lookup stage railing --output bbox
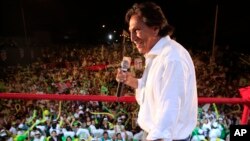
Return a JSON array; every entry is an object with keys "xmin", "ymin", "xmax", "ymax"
[{"xmin": 0, "ymin": 92, "xmax": 250, "ymax": 124}]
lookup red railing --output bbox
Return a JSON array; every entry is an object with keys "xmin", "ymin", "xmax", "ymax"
[{"xmin": 0, "ymin": 91, "xmax": 250, "ymax": 124}]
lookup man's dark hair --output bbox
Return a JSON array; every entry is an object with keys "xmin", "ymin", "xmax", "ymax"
[
  {"xmin": 103, "ymin": 131, "xmax": 108, "ymax": 135},
  {"xmin": 125, "ymin": 1, "xmax": 174, "ymax": 37}
]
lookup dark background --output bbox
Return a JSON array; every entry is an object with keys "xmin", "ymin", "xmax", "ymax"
[{"xmin": 0, "ymin": 0, "xmax": 249, "ymax": 52}]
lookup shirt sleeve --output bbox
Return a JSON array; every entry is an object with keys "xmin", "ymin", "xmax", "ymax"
[
  {"xmin": 147, "ymin": 60, "xmax": 187, "ymax": 140},
  {"xmin": 135, "ymin": 78, "xmax": 144, "ymax": 106}
]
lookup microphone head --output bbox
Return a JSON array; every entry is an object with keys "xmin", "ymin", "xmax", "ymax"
[
  {"xmin": 121, "ymin": 56, "xmax": 131, "ymax": 71},
  {"xmin": 121, "ymin": 60, "xmax": 129, "ymax": 71}
]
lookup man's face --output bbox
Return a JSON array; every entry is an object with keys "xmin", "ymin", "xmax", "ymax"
[
  {"xmin": 51, "ymin": 131, "xmax": 57, "ymax": 137},
  {"xmin": 103, "ymin": 133, "xmax": 108, "ymax": 139},
  {"xmin": 129, "ymin": 15, "xmax": 159, "ymax": 55}
]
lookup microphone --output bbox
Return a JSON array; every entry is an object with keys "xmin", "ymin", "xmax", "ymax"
[{"xmin": 116, "ymin": 57, "xmax": 131, "ymax": 97}]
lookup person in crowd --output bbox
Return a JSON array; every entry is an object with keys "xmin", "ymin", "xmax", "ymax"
[
  {"xmin": 33, "ymin": 130, "xmax": 46, "ymax": 141},
  {"xmin": 48, "ymin": 130, "xmax": 62, "ymax": 141},
  {"xmin": 66, "ymin": 136, "xmax": 73, "ymax": 141},
  {"xmin": 98, "ymin": 131, "xmax": 111, "ymax": 141}
]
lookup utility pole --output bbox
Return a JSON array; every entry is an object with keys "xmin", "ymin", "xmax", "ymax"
[{"xmin": 211, "ymin": 3, "xmax": 219, "ymax": 65}]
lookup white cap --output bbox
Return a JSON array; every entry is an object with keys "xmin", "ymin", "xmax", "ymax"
[
  {"xmin": 0, "ymin": 130, "xmax": 7, "ymax": 137},
  {"xmin": 212, "ymin": 122, "xmax": 218, "ymax": 128},
  {"xmin": 78, "ymin": 110, "xmax": 84, "ymax": 114},
  {"xmin": 74, "ymin": 113, "xmax": 79, "ymax": 119},
  {"xmin": 79, "ymin": 105, "xmax": 83, "ymax": 110},
  {"xmin": 18, "ymin": 124, "xmax": 24, "ymax": 129}
]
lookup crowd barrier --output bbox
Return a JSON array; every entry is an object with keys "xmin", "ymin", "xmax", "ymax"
[{"xmin": 1, "ymin": 90, "xmax": 250, "ymax": 124}]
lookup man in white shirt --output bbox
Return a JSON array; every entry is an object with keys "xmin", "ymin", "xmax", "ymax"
[
  {"xmin": 33, "ymin": 130, "xmax": 45, "ymax": 141},
  {"xmin": 116, "ymin": 1, "xmax": 198, "ymax": 141}
]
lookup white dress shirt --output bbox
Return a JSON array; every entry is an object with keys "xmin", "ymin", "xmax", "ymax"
[{"xmin": 135, "ymin": 36, "xmax": 198, "ymax": 141}]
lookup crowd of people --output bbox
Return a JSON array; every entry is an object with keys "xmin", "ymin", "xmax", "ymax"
[
  {"xmin": 0, "ymin": 39, "xmax": 249, "ymax": 141},
  {"xmin": 0, "ymin": 98, "xmax": 242, "ymax": 141},
  {"xmin": 1, "ymin": 42, "xmax": 248, "ymax": 97}
]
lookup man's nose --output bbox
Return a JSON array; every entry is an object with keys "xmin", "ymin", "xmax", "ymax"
[{"xmin": 130, "ymin": 32, "xmax": 137, "ymax": 42}]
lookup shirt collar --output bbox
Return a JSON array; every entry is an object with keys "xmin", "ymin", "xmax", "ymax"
[{"xmin": 144, "ymin": 35, "xmax": 171, "ymax": 59}]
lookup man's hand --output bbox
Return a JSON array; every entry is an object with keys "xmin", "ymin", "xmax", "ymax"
[
  {"xmin": 116, "ymin": 68, "xmax": 138, "ymax": 89},
  {"xmin": 116, "ymin": 68, "xmax": 127, "ymax": 83}
]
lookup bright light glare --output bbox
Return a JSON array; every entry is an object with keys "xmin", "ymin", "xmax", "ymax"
[{"xmin": 108, "ymin": 34, "xmax": 113, "ymax": 40}]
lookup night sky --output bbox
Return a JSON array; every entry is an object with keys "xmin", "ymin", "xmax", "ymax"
[{"xmin": 0, "ymin": 0, "xmax": 249, "ymax": 52}]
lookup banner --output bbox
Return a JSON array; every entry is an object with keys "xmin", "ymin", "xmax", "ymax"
[{"xmin": 85, "ymin": 64, "xmax": 107, "ymax": 71}]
